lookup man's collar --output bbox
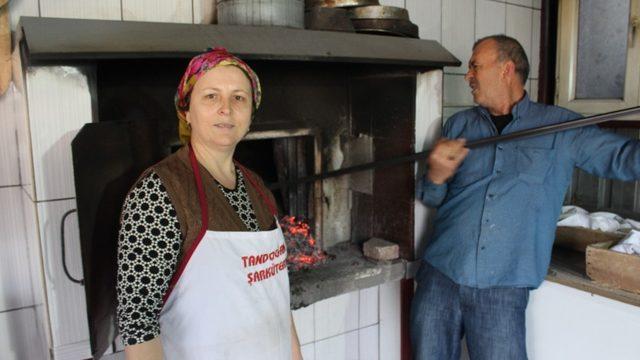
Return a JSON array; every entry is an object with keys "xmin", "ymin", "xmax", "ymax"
[{"xmin": 477, "ymin": 91, "xmax": 531, "ymax": 120}]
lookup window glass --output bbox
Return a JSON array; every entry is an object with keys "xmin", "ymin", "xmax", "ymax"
[{"xmin": 575, "ymin": 0, "xmax": 630, "ymax": 99}]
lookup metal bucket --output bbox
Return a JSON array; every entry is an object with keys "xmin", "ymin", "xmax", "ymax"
[{"xmin": 217, "ymin": 0, "xmax": 305, "ymax": 28}]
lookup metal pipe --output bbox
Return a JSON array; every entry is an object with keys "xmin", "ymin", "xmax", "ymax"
[{"xmin": 268, "ymin": 106, "xmax": 640, "ymax": 190}]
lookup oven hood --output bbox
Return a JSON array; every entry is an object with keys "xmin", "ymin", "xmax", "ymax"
[{"xmin": 19, "ymin": 16, "xmax": 460, "ymax": 68}]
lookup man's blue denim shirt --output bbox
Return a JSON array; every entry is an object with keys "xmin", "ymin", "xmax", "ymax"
[{"xmin": 417, "ymin": 94, "xmax": 640, "ymax": 289}]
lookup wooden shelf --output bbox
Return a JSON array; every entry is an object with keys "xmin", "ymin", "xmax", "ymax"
[{"xmin": 547, "ymin": 246, "xmax": 640, "ymax": 307}]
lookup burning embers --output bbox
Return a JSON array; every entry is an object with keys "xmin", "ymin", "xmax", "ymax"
[{"xmin": 280, "ymin": 216, "xmax": 329, "ymax": 271}]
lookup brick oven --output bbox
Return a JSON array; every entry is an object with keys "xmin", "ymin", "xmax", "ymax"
[{"xmin": 18, "ymin": 16, "xmax": 458, "ymax": 357}]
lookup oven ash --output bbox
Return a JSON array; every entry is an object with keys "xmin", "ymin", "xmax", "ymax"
[{"xmin": 280, "ymin": 216, "xmax": 330, "ymax": 271}]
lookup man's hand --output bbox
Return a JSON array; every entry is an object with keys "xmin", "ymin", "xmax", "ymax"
[{"xmin": 427, "ymin": 138, "xmax": 469, "ymax": 185}]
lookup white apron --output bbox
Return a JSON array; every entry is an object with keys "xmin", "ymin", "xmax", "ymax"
[{"xmin": 159, "ymin": 146, "xmax": 291, "ymax": 360}]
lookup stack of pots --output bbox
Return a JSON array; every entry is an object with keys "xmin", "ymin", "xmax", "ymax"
[
  {"xmin": 217, "ymin": 0, "xmax": 305, "ymax": 28},
  {"xmin": 305, "ymin": 0, "xmax": 419, "ymax": 38}
]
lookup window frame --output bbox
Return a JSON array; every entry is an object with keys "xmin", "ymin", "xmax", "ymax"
[{"xmin": 556, "ymin": 0, "xmax": 640, "ymax": 114}]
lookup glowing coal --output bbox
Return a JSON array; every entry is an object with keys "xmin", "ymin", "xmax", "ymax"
[{"xmin": 280, "ymin": 215, "xmax": 329, "ymax": 271}]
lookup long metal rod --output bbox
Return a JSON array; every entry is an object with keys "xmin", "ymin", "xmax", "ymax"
[{"xmin": 269, "ymin": 106, "xmax": 640, "ymax": 190}]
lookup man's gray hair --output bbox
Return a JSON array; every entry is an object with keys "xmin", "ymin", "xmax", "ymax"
[{"xmin": 474, "ymin": 35, "xmax": 530, "ymax": 84}]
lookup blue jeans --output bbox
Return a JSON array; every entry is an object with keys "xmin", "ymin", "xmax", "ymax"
[{"xmin": 411, "ymin": 262, "xmax": 529, "ymax": 360}]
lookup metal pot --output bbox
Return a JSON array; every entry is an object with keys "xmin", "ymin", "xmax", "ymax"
[
  {"xmin": 349, "ymin": 5, "xmax": 409, "ymax": 20},
  {"xmin": 217, "ymin": 0, "xmax": 305, "ymax": 28},
  {"xmin": 305, "ymin": 0, "xmax": 379, "ymax": 10}
]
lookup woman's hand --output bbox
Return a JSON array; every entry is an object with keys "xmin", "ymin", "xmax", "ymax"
[
  {"xmin": 291, "ymin": 314, "xmax": 304, "ymax": 360},
  {"xmin": 124, "ymin": 337, "xmax": 163, "ymax": 360}
]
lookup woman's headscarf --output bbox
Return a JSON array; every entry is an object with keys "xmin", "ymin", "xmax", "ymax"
[{"xmin": 175, "ymin": 47, "xmax": 262, "ymax": 144}]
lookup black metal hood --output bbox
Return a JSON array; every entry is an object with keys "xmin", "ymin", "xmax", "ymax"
[{"xmin": 19, "ymin": 16, "xmax": 460, "ymax": 68}]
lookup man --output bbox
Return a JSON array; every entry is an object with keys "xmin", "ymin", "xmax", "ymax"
[{"xmin": 411, "ymin": 34, "xmax": 640, "ymax": 359}]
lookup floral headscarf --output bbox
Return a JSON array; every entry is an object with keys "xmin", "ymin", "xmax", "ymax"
[{"xmin": 175, "ymin": 47, "xmax": 262, "ymax": 144}]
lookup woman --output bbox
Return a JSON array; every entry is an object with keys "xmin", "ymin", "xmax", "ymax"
[{"xmin": 116, "ymin": 48, "xmax": 302, "ymax": 359}]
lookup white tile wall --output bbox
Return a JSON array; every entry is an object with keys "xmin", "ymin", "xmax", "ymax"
[
  {"xmin": 530, "ymin": 79, "xmax": 539, "ymax": 102},
  {"xmin": 12, "ymin": 49, "xmax": 36, "ymax": 200},
  {"xmin": 193, "ymin": 0, "xmax": 216, "ymax": 24},
  {"xmin": 21, "ymin": 191, "xmax": 52, "ymax": 354},
  {"xmin": 443, "ymin": 106, "xmax": 471, "ymax": 124},
  {"xmin": 101, "ymin": 350, "xmax": 125, "ymax": 360},
  {"xmin": 0, "ymin": 307, "xmax": 47, "ymax": 360},
  {"xmin": 506, "ymin": 4, "xmax": 533, "ymax": 68},
  {"xmin": 406, "ymin": 0, "xmax": 442, "ymax": 42},
  {"xmin": 476, "ymin": 0, "xmax": 507, "ymax": 40},
  {"xmin": 25, "ymin": 66, "xmax": 94, "ymax": 201},
  {"xmin": 379, "ymin": 0, "xmax": 405, "ymax": 8},
  {"xmin": 301, "ymin": 343, "xmax": 315, "ymax": 360},
  {"xmin": 442, "ymin": 0, "xmax": 475, "ymax": 74},
  {"xmin": 444, "ymin": 74, "xmax": 474, "ymax": 107},
  {"xmin": 359, "ymin": 286, "xmax": 378, "ymax": 328},
  {"xmin": 532, "ymin": 0, "xmax": 541, "ymax": 9},
  {"xmin": 21, "ymin": 191, "xmax": 45, "ymax": 307},
  {"xmin": 37, "ymin": 199, "xmax": 90, "ymax": 350},
  {"xmin": 293, "ymin": 304, "xmax": 315, "ymax": 345},
  {"xmin": 7, "ymin": 0, "xmax": 39, "ymax": 31},
  {"xmin": 314, "ymin": 290, "xmax": 359, "ymax": 340},
  {"xmin": 122, "ymin": 0, "xmax": 193, "ymax": 23},
  {"xmin": 0, "ymin": 187, "xmax": 33, "ymax": 312},
  {"xmin": 315, "ymin": 329, "xmax": 359, "ymax": 360},
  {"xmin": 39, "ymin": 0, "xmax": 121, "ymax": 20},
  {"xmin": 0, "ymin": 84, "xmax": 19, "ymax": 187},
  {"xmin": 3, "ymin": 2, "xmax": 546, "ymax": 360},
  {"xmin": 531, "ymin": 9, "xmax": 541, "ymax": 79},
  {"xmin": 359, "ymin": 325, "xmax": 379, "ymax": 360}
]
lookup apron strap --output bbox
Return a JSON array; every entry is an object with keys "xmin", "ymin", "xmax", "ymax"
[
  {"xmin": 236, "ymin": 163, "xmax": 278, "ymax": 217},
  {"xmin": 188, "ymin": 143, "xmax": 210, "ymax": 232},
  {"xmin": 162, "ymin": 144, "xmax": 210, "ymax": 305}
]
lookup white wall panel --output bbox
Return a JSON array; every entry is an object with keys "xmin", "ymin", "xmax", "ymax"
[
  {"xmin": 315, "ymin": 330, "xmax": 359, "ymax": 360},
  {"xmin": 506, "ymin": 4, "xmax": 533, "ymax": 69},
  {"xmin": 0, "ymin": 187, "xmax": 33, "ymax": 311},
  {"xmin": 0, "ymin": 307, "xmax": 47, "ymax": 360},
  {"xmin": 406, "ymin": 0, "xmax": 441, "ymax": 41},
  {"xmin": 7, "ymin": 0, "xmax": 39, "ymax": 31},
  {"xmin": 527, "ymin": 281, "xmax": 640, "ymax": 360},
  {"xmin": 40, "ymin": 0, "xmax": 121, "ymax": 20},
  {"xmin": 314, "ymin": 290, "xmax": 359, "ymax": 340},
  {"xmin": 379, "ymin": 281, "xmax": 401, "ymax": 360},
  {"xmin": 414, "ymin": 70, "xmax": 443, "ymax": 257},
  {"xmin": 293, "ymin": 304, "xmax": 315, "ymax": 345},
  {"xmin": 25, "ymin": 66, "xmax": 94, "ymax": 201},
  {"xmin": 0, "ymin": 84, "xmax": 19, "ymax": 186},
  {"xmin": 476, "ymin": 0, "xmax": 506, "ymax": 40},
  {"xmin": 37, "ymin": 199, "xmax": 90, "ymax": 350},
  {"xmin": 531, "ymin": 9, "xmax": 541, "ymax": 79},
  {"xmin": 444, "ymin": 74, "xmax": 474, "ymax": 107},
  {"xmin": 532, "ymin": 0, "xmax": 541, "ymax": 9},
  {"xmin": 122, "ymin": 0, "xmax": 192, "ymax": 23},
  {"xmin": 442, "ymin": 0, "xmax": 475, "ymax": 74}
]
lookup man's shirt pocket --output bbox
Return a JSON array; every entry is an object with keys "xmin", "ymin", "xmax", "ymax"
[{"xmin": 516, "ymin": 146, "xmax": 554, "ymax": 184}]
